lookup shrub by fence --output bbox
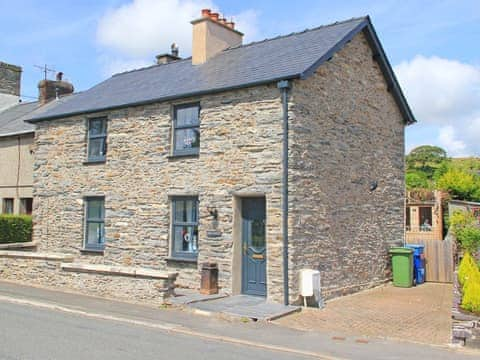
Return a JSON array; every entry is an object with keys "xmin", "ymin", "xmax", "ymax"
[
  {"xmin": 0, "ymin": 215, "xmax": 32, "ymax": 244},
  {"xmin": 458, "ymin": 253, "xmax": 480, "ymax": 313}
]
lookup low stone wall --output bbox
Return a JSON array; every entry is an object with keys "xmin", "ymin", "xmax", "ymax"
[
  {"xmin": 452, "ymin": 270, "xmax": 480, "ymax": 348},
  {"xmin": 0, "ymin": 252, "xmax": 176, "ymax": 305},
  {"xmin": 0, "ymin": 241, "xmax": 38, "ymax": 251}
]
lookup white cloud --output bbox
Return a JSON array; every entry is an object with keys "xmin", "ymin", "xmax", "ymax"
[
  {"xmin": 97, "ymin": 0, "xmax": 212, "ymax": 58},
  {"xmin": 438, "ymin": 126, "xmax": 467, "ymax": 157},
  {"xmin": 96, "ymin": 0, "xmax": 260, "ymax": 77},
  {"xmin": 396, "ymin": 56, "xmax": 480, "ymax": 156}
]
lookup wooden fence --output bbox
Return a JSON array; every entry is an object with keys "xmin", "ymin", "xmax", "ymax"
[{"xmin": 406, "ymin": 238, "xmax": 454, "ymax": 283}]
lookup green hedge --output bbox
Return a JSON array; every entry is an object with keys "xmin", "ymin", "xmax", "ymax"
[{"xmin": 0, "ymin": 215, "xmax": 32, "ymax": 244}]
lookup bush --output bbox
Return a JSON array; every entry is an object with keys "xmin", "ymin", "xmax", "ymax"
[
  {"xmin": 459, "ymin": 253, "xmax": 480, "ymax": 313},
  {"xmin": 462, "ymin": 281, "xmax": 480, "ymax": 313},
  {"xmin": 448, "ymin": 210, "xmax": 476, "ymax": 236},
  {"xmin": 458, "ymin": 253, "xmax": 477, "ymax": 286},
  {"xmin": 0, "ymin": 215, "xmax": 32, "ymax": 244},
  {"xmin": 457, "ymin": 226, "xmax": 480, "ymax": 254}
]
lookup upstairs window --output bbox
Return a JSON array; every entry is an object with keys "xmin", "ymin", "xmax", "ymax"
[
  {"xmin": 84, "ymin": 197, "xmax": 105, "ymax": 250},
  {"xmin": 173, "ymin": 104, "xmax": 200, "ymax": 156},
  {"xmin": 87, "ymin": 117, "xmax": 107, "ymax": 162},
  {"xmin": 171, "ymin": 197, "xmax": 199, "ymax": 259}
]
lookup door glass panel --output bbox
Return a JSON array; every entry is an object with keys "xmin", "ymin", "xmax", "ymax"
[{"xmin": 250, "ymin": 219, "xmax": 265, "ymax": 250}]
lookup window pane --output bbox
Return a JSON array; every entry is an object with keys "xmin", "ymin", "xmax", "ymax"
[
  {"xmin": 174, "ymin": 199, "xmax": 197, "ymax": 223},
  {"xmin": 88, "ymin": 138, "xmax": 106, "ymax": 159},
  {"xmin": 419, "ymin": 207, "xmax": 432, "ymax": 231},
  {"xmin": 86, "ymin": 222, "xmax": 105, "ymax": 246},
  {"xmin": 173, "ymin": 225, "xmax": 198, "ymax": 254},
  {"xmin": 174, "ymin": 128, "xmax": 199, "ymax": 152},
  {"xmin": 20, "ymin": 198, "xmax": 33, "ymax": 215},
  {"xmin": 89, "ymin": 119, "xmax": 106, "ymax": 136},
  {"xmin": 3, "ymin": 199, "xmax": 13, "ymax": 214},
  {"xmin": 87, "ymin": 199, "xmax": 104, "ymax": 220},
  {"xmin": 176, "ymin": 106, "xmax": 199, "ymax": 127}
]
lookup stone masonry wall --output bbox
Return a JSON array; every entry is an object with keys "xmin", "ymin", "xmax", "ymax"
[
  {"xmin": 0, "ymin": 62, "xmax": 21, "ymax": 96},
  {"xmin": 288, "ymin": 31, "xmax": 405, "ymax": 302},
  {"xmin": 33, "ymin": 85, "xmax": 286, "ymax": 301},
  {"xmin": 0, "ymin": 257, "xmax": 173, "ymax": 305}
]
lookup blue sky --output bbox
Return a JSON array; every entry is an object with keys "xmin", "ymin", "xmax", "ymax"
[{"xmin": 1, "ymin": 0, "xmax": 479, "ymax": 156}]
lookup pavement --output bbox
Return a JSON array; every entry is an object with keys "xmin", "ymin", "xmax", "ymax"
[
  {"xmin": 276, "ymin": 282, "xmax": 453, "ymax": 345},
  {"xmin": 0, "ymin": 280, "xmax": 478, "ymax": 359}
]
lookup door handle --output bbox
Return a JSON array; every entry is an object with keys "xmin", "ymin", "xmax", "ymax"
[{"xmin": 243, "ymin": 242, "xmax": 247, "ymax": 254}]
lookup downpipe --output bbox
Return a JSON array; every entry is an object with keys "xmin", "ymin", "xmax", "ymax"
[{"xmin": 277, "ymin": 80, "xmax": 291, "ymax": 305}]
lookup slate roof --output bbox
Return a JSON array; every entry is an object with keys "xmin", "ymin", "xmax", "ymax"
[
  {"xmin": 26, "ymin": 16, "xmax": 415, "ymax": 124},
  {"xmin": 0, "ymin": 101, "xmax": 37, "ymax": 137}
]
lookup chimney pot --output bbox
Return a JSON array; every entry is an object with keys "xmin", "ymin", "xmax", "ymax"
[
  {"xmin": 171, "ymin": 43, "xmax": 179, "ymax": 57},
  {"xmin": 201, "ymin": 9, "xmax": 211, "ymax": 17},
  {"xmin": 191, "ymin": 10, "xmax": 243, "ymax": 65}
]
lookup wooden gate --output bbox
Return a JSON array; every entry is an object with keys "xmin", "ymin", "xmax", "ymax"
[{"xmin": 406, "ymin": 238, "xmax": 454, "ymax": 283}]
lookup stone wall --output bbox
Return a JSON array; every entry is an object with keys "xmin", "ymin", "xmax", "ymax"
[
  {"xmin": 0, "ymin": 252, "xmax": 175, "ymax": 305},
  {"xmin": 288, "ymin": 31, "xmax": 405, "ymax": 302},
  {"xmin": 33, "ymin": 85, "xmax": 285, "ymax": 301},
  {"xmin": 0, "ymin": 62, "xmax": 21, "ymax": 96}
]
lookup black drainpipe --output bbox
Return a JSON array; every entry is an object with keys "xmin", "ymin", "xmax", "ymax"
[{"xmin": 277, "ymin": 79, "xmax": 291, "ymax": 305}]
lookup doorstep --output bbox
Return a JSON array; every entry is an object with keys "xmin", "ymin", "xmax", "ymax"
[
  {"xmin": 187, "ymin": 294, "xmax": 300, "ymax": 321},
  {"xmin": 169, "ymin": 288, "xmax": 229, "ymax": 305}
]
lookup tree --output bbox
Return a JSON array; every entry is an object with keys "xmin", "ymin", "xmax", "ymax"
[
  {"xmin": 406, "ymin": 171, "xmax": 429, "ymax": 190},
  {"xmin": 406, "ymin": 145, "xmax": 448, "ymax": 180},
  {"xmin": 436, "ymin": 168, "xmax": 480, "ymax": 201}
]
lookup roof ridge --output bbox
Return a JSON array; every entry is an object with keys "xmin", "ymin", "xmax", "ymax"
[
  {"xmin": 109, "ymin": 17, "xmax": 368, "ymax": 78},
  {"xmin": 111, "ymin": 57, "xmax": 192, "ymax": 78},
  {"xmin": 224, "ymin": 16, "xmax": 368, "ymax": 52}
]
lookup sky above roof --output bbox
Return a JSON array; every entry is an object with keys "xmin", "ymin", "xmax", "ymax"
[{"xmin": 1, "ymin": 0, "xmax": 479, "ymax": 156}]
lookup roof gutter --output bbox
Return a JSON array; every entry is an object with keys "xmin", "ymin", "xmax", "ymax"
[
  {"xmin": 0, "ymin": 130, "xmax": 35, "ymax": 138},
  {"xmin": 277, "ymin": 79, "xmax": 291, "ymax": 306}
]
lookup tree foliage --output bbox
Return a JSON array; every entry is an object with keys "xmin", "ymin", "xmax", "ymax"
[
  {"xmin": 406, "ymin": 145, "xmax": 448, "ymax": 179},
  {"xmin": 436, "ymin": 168, "xmax": 480, "ymax": 201}
]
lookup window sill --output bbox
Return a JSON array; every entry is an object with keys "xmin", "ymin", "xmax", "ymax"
[
  {"xmin": 167, "ymin": 153, "xmax": 199, "ymax": 160},
  {"xmin": 83, "ymin": 159, "xmax": 106, "ymax": 165},
  {"xmin": 80, "ymin": 248, "xmax": 105, "ymax": 255},
  {"xmin": 165, "ymin": 256, "xmax": 198, "ymax": 264}
]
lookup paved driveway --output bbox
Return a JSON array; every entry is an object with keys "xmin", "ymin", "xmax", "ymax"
[{"xmin": 276, "ymin": 283, "xmax": 452, "ymax": 345}]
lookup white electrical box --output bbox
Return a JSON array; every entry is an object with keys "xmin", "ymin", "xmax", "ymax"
[{"xmin": 299, "ymin": 269, "xmax": 323, "ymax": 308}]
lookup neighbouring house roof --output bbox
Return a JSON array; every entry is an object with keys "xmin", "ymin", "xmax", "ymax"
[
  {"xmin": 0, "ymin": 101, "xmax": 38, "ymax": 137},
  {"xmin": 26, "ymin": 16, "xmax": 416, "ymax": 125}
]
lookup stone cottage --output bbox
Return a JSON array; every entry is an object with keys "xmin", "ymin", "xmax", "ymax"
[{"xmin": 21, "ymin": 12, "xmax": 415, "ymax": 305}]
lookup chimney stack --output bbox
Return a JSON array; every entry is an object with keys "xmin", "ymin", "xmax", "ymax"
[
  {"xmin": 191, "ymin": 9, "xmax": 243, "ymax": 65},
  {"xmin": 0, "ymin": 61, "xmax": 22, "ymax": 111},
  {"xmin": 38, "ymin": 72, "xmax": 74, "ymax": 104},
  {"xmin": 155, "ymin": 43, "xmax": 181, "ymax": 65}
]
